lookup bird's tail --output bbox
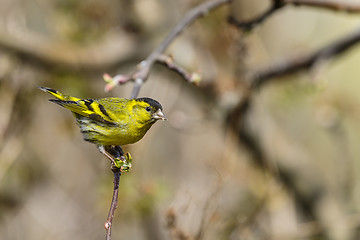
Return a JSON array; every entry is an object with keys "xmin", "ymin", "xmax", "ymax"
[{"xmin": 38, "ymin": 87, "xmax": 80, "ymax": 102}]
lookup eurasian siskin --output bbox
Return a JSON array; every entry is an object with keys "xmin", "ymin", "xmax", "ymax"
[{"xmin": 39, "ymin": 87, "xmax": 166, "ymax": 166}]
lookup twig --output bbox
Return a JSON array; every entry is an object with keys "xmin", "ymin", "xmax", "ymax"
[
  {"xmin": 0, "ymin": 27, "xmax": 138, "ymax": 72},
  {"xmin": 156, "ymin": 55, "xmax": 201, "ymax": 85},
  {"xmin": 129, "ymin": 0, "xmax": 232, "ymax": 98},
  {"xmin": 228, "ymin": 0, "xmax": 285, "ymax": 32},
  {"xmin": 251, "ymin": 24, "xmax": 360, "ymax": 88},
  {"xmin": 104, "ymin": 146, "xmax": 124, "ymax": 240},
  {"xmin": 285, "ymin": 0, "xmax": 360, "ymax": 13},
  {"xmin": 105, "ymin": 168, "xmax": 121, "ymax": 240}
]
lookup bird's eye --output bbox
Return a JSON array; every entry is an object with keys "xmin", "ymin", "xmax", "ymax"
[{"xmin": 145, "ymin": 106, "xmax": 151, "ymax": 112}]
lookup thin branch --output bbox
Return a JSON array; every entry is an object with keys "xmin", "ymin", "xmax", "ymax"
[
  {"xmin": 129, "ymin": 0, "xmax": 232, "ymax": 98},
  {"xmin": 286, "ymin": 0, "xmax": 360, "ymax": 13},
  {"xmin": 156, "ymin": 55, "xmax": 201, "ymax": 85},
  {"xmin": 251, "ymin": 24, "xmax": 360, "ymax": 88},
  {"xmin": 228, "ymin": 0, "xmax": 360, "ymax": 32},
  {"xmin": 105, "ymin": 168, "xmax": 121, "ymax": 240},
  {"xmin": 228, "ymin": 0, "xmax": 285, "ymax": 31},
  {"xmin": 104, "ymin": 55, "xmax": 202, "ymax": 92},
  {"xmin": 104, "ymin": 146, "xmax": 124, "ymax": 240}
]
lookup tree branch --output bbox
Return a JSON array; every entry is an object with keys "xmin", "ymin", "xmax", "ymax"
[
  {"xmin": 129, "ymin": 0, "xmax": 232, "ymax": 98},
  {"xmin": 228, "ymin": 0, "xmax": 360, "ymax": 32},
  {"xmin": 105, "ymin": 168, "xmax": 121, "ymax": 240},
  {"xmin": 250, "ymin": 25, "xmax": 360, "ymax": 88},
  {"xmin": 155, "ymin": 55, "xmax": 201, "ymax": 85},
  {"xmin": 286, "ymin": 0, "xmax": 360, "ymax": 13}
]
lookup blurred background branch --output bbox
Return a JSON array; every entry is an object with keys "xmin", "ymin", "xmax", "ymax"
[
  {"xmin": 0, "ymin": 27, "xmax": 139, "ymax": 71},
  {"xmin": 286, "ymin": 0, "xmax": 360, "ymax": 13},
  {"xmin": 251, "ymin": 24, "xmax": 360, "ymax": 87},
  {"xmin": 228, "ymin": 0, "xmax": 360, "ymax": 32}
]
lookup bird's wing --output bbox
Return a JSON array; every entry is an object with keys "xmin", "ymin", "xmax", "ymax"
[
  {"xmin": 50, "ymin": 98, "xmax": 117, "ymax": 125},
  {"xmin": 39, "ymin": 87, "xmax": 122, "ymax": 125}
]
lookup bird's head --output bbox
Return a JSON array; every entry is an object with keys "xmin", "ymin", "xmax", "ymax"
[{"xmin": 131, "ymin": 97, "xmax": 167, "ymax": 124}]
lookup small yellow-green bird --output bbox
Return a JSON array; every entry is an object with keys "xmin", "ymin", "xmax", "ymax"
[{"xmin": 39, "ymin": 87, "xmax": 166, "ymax": 164}]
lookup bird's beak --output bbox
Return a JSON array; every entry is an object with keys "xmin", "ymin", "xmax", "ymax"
[{"xmin": 153, "ymin": 109, "xmax": 167, "ymax": 121}]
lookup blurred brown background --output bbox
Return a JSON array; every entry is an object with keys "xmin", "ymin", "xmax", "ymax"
[{"xmin": 1, "ymin": 0, "xmax": 360, "ymax": 239}]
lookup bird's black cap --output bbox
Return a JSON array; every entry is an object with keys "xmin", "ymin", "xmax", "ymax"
[{"xmin": 136, "ymin": 97, "xmax": 163, "ymax": 110}]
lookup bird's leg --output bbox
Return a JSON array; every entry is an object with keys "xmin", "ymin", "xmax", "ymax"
[{"xmin": 98, "ymin": 145, "xmax": 117, "ymax": 164}]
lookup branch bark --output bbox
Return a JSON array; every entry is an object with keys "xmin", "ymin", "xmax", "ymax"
[{"xmin": 104, "ymin": 146, "xmax": 124, "ymax": 240}]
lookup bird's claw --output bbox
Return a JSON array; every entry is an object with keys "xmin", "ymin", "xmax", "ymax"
[{"xmin": 114, "ymin": 152, "xmax": 132, "ymax": 172}]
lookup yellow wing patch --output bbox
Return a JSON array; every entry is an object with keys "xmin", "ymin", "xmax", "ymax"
[
  {"xmin": 51, "ymin": 99, "xmax": 116, "ymax": 125},
  {"xmin": 39, "ymin": 87, "xmax": 116, "ymax": 125}
]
